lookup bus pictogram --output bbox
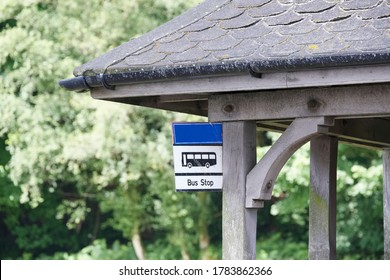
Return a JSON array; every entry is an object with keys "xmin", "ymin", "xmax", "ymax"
[{"xmin": 182, "ymin": 152, "xmax": 217, "ymax": 168}]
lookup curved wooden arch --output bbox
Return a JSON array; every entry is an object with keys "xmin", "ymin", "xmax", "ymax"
[{"xmin": 245, "ymin": 117, "xmax": 334, "ymax": 208}]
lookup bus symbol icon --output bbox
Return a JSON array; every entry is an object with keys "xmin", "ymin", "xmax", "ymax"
[{"xmin": 182, "ymin": 152, "xmax": 217, "ymax": 168}]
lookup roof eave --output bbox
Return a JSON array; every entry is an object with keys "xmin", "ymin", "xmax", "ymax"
[{"xmin": 59, "ymin": 52, "xmax": 390, "ymax": 93}]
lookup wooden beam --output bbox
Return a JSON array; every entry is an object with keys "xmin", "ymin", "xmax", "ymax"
[
  {"xmin": 222, "ymin": 121, "xmax": 258, "ymax": 259},
  {"xmin": 258, "ymin": 118, "xmax": 390, "ymax": 149},
  {"xmin": 246, "ymin": 117, "xmax": 333, "ymax": 208},
  {"xmin": 91, "ymin": 72, "xmax": 286, "ymax": 98},
  {"xmin": 209, "ymin": 83, "xmax": 390, "ymax": 122},
  {"xmin": 91, "ymin": 65, "xmax": 390, "ymax": 99},
  {"xmin": 309, "ymin": 136, "xmax": 338, "ymax": 260},
  {"xmin": 286, "ymin": 65, "xmax": 390, "ymax": 89},
  {"xmin": 319, "ymin": 118, "xmax": 390, "ymax": 149},
  {"xmin": 383, "ymin": 149, "xmax": 390, "ymax": 260},
  {"xmin": 96, "ymin": 96, "xmax": 208, "ymax": 116}
]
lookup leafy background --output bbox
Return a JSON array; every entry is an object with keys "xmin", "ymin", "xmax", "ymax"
[{"xmin": 0, "ymin": 0, "xmax": 385, "ymax": 260}]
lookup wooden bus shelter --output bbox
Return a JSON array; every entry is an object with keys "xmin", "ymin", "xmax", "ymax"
[{"xmin": 60, "ymin": 0, "xmax": 390, "ymax": 260}]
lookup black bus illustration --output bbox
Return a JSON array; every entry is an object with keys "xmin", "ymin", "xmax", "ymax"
[{"xmin": 182, "ymin": 152, "xmax": 217, "ymax": 168}]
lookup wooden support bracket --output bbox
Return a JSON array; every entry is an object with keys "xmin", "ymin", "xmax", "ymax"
[{"xmin": 246, "ymin": 117, "xmax": 334, "ymax": 208}]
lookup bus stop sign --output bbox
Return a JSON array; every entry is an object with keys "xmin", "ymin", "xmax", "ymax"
[{"xmin": 172, "ymin": 122, "xmax": 223, "ymax": 192}]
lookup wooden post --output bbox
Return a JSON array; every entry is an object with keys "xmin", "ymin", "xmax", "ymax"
[
  {"xmin": 222, "ymin": 121, "xmax": 257, "ymax": 259},
  {"xmin": 383, "ymin": 149, "xmax": 390, "ymax": 260},
  {"xmin": 309, "ymin": 136, "xmax": 338, "ymax": 260}
]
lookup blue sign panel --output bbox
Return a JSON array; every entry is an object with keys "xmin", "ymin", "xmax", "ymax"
[
  {"xmin": 172, "ymin": 123, "xmax": 222, "ymax": 145},
  {"xmin": 172, "ymin": 122, "xmax": 223, "ymax": 192}
]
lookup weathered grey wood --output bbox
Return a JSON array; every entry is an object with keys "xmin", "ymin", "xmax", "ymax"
[
  {"xmin": 319, "ymin": 118, "xmax": 390, "ymax": 149},
  {"xmin": 383, "ymin": 149, "xmax": 390, "ymax": 260},
  {"xmin": 92, "ymin": 72, "xmax": 285, "ymax": 98},
  {"xmin": 98, "ymin": 96, "xmax": 209, "ymax": 116},
  {"xmin": 208, "ymin": 83, "xmax": 390, "ymax": 122},
  {"xmin": 286, "ymin": 65, "xmax": 390, "ymax": 88},
  {"xmin": 222, "ymin": 121, "xmax": 258, "ymax": 260},
  {"xmin": 91, "ymin": 65, "xmax": 390, "ymax": 100},
  {"xmin": 246, "ymin": 117, "xmax": 334, "ymax": 208},
  {"xmin": 309, "ymin": 136, "xmax": 338, "ymax": 260},
  {"xmin": 257, "ymin": 118, "xmax": 390, "ymax": 149}
]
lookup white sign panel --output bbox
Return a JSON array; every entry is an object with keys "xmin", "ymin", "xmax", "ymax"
[{"xmin": 172, "ymin": 123, "xmax": 223, "ymax": 192}]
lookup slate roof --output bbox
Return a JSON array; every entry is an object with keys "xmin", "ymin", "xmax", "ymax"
[{"xmin": 61, "ymin": 0, "xmax": 390, "ymax": 91}]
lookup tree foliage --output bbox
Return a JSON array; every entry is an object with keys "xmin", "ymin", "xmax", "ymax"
[
  {"xmin": 258, "ymin": 133, "xmax": 384, "ymax": 259},
  {"xmin": 0, "ymin": 0, "xmax": 385, "ymax": 260}
]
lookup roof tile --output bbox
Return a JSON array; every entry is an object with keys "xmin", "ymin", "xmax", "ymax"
[
  {"xmin": 305, "ymin": 37, "xmax": 351, "ymax": 55},
  {"xmin": 186, "ymin": 27, "xmax": 227, "ymax": 42},
  {"xmin": 310, "ymin": 7, "xmax": 352, "ymax": 23},
  {"xmin": 256, "ymin": 32, "xmax": 288, "ymax": 46},
  {"xmin": 213, "ymin": 39, "xmax": 258, "ymax": 60},
  {"xmin": 229, "ymin": 22, "xmax": 271, "ymax": 39},
  {"xmin": 260, "ymin": 41, "xmax": 301, "ymax": 57},
  {"xmin": 235, "ymin": 0, "xmax": 272, "ymax": 8},
  {"xmin": 353, "ymin": 36, "xmax": 390, "ymax": 52},
  {"xmin": 294, "ymin": 0, "xmax": 336, "ymax": 14},
  {"xmin": 278, "ymin": 0, "xmax": 308, "ymax": 4},
  {"xmin": 158, "ymin": 32, "xmax": 185, "ymax": 44},
  {"xmin": 264, "ymin": 11, "xmax": 304, "ymax": 26},
  {"xmin": 340, "ymin": 0, "xmax": 382, "ymax": 11},
  {"xmin": 132, "ymin": 43, "xmax": 154, "ymax": 55},
  {"xmin": 276, "ymin": 18, "xmax": 318, "ymax": 35},
  {"xmin": 199, "ymin": 35, "xmax": 241, "ymax": 51},
  {"xmin": 157, "ymin": 37, "xmax": 197, "ymax": 53},
  {"xmin": 125, "ymin": 50, "xmax": 166, "ymax": 67},
  {"xmin": 169, "ymin": 47, "xmax": 210, "ymax": 63},
  {"xmin": 181, "ymin": 19, "xmax": 215, "ymax": 32},
  {"xmin": 341, "ymin": 26, "xmax": 383, "ymax": 42},
  {"xmin": 357, "ymin": 1, "xmax": 390, "ymax": 19},
  {"xmin": 219, "ymin": 12, "xmax": 259, "ymax": 29},
  {"xmin": 292, "ymin": 28, "xmax": 334, "ymax": 45},
  {"xmin": 248, "ymin": 1, "xmax": 288, "ymax": 18},
  {"xmin": 372, "ymin": 17, "xmax": 390, "ymax": 29},
  {"xmin": 324, "ymin": 16, "xmax": 367, "ymax": 32},
  {"xmin": 206, "ymin": 4, "xmax": 244, "ymax": 20}
]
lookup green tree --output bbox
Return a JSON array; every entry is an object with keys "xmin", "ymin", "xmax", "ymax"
[{"xmin": 0, "ymin": 0, "xmax": 204, "ymax": 259}]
